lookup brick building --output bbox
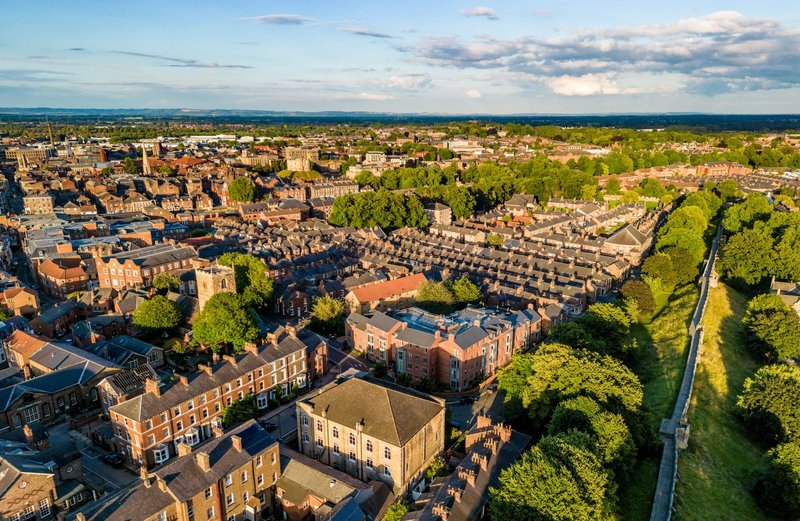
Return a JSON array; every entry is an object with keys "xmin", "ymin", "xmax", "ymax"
[
  {"xmin": 23, "ymin": 194, "xmax": 54, "ymax": 215},
  {"xmin": 296, "ymin": 373, "xmax": 445, "ymax": 494},
  {"xmin": 96, "ymin": 243, "xmax": 198, "ymax": 289},
  {"xmin": 343, "ymin": 273, "xmax": 427, "ymax": 314}
]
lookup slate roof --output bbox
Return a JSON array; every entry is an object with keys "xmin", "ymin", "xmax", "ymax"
[
  {"xmin": 277, "ymin": 447, "xmax": 361, "ymax": 506},
  {"xmin": 0, "ymin": 361, "xmax": 116, "ymax": 411},
  {"xmin": 100, "ymin": 243, "xmax": 196, "ymax": 268},
  {"xmin": 300, "ymin": 376, "xmax": 443, "ymax": 446}
]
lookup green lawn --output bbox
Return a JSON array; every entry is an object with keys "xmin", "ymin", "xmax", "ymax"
[
  {"xmin": 620, "ymin": 284, "xmax": 699, "ymax": 520},
  {"xmin": 674, "ymin": 284, "xmax": 767, "ymax": 521}
]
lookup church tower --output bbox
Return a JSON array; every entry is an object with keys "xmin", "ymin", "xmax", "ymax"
[
  {"xmin": 142, "ymin": 146, "xmax": 152, "ymax": 175},
  {"xmin": 196, "ymin": 265, "xmax": 237, "ymax": 311}
]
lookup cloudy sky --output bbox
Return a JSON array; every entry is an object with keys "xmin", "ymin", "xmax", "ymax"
[{"xmin": 2, "ymin": 0, "xmax": 799, "ymax": 113}]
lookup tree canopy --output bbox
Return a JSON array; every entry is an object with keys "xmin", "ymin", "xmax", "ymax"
[
  {"xmin": 753, "ymin": 441, "xmax": 800, "ymax": 519},
  {"xmin": 737, "ymin": 364, "xmax": 800, "ymax": 446},
  {"xmin": 228, "ymin": 177, "xmax": 256, "ymax": 203},
  {"xmin": 415, "ymin": 281, "xmax": 456, "ymax": 315},
  {"xmin": 329, "ymin": 189, "xmax": 429, "ymax": 230},
  {"xmin": 218, "ymin": 253, "xmax": 274, "ymax": 308},
  {"xmin": 132, "ymin": 295, "xmax": 181, "ymax": 332},
  {"xmin": 310, "ymin": 295, "xmax": 346, "ymax": 335},
  {"xmin": 742, "ymin": 294, "xmax": 800, "ymax": 361},
  {"xmin": 152, "ymin": 272, "xmax": 180, "ymax": 292},
  {"xmin": 193, "ymin": 292, "xmax": 259, "ymax": 353}
]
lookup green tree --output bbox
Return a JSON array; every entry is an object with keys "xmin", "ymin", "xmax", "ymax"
[
  {"xmin": 715, "ymin": 179, "xmax": 740, "ymax": 201},
  {"xmin": 753, "ymin": 441, "xmax": 800, "ymax": 519},
  {"xmin": 221, "ymin": 395, "xmax": 257, "ymax": 426},
  {"xmin": 381, "ymin": 503, "xmax": 408, "ymax": 521},
  {"xmin": 424, "ymin": 456, "xmax": 449, "ymax": 481},
  {"xmin": 449, "ymin": 276, "xmax": 482, "ymax": 305},
  {"xmin": 660, "ymin": 205, "xmax": 709, "ymax": 236},
  {"xmin": 228, "ymin": 177, "xmax": 256, "ymax": 203},
  {"xmin": 718, "ymin": 228, "xmax": 775, "ymax": 287},
  {"xmin": 642, "ymin": 253, "xmax": 677, "ymax": 290},
  {"xmin": 152, "ymin": 272, "xmax": 180, "ymax": 292},
  {"xmin": 157, "ymin": 164, "xmax": 174, "ymax": 175},
  {"xmin": 663, "ymin": 247, "xmax": 700, "ymax": 285},
  {"xmin": 486, "ymin": 233, "xmax": 504, "ymax": 247},
  {"xmin": 310, "ymin": 295, "xmax": 346, "ymax": 334},
  {"xmin": 656, "ymin": 228, "xmax": 706, "ymax": 265},
  {"xmin": 122, "ymin": 156, "xmax": 139, "ymax": 175},
  {"xmin": 738, "ymin": 364, "xmax": 800, "ymax": 446},
  {"xmin": 722, "ymin": 193, "xmax": 773, "ymax": 234},
  {"xmin": 0, "ymin": 309, "xmax": 8, "ymax": 322},
  {"xmin": 415, "ymin": 281, "xmax": 455, "ymax": 314},
  {"xmin": 605, "ymin": 177, "xmax": 621, "ymax": 195},
  {"xmin": 620, "ymin": 280, "xmax": 655, "ymax": 317},
  {"xmin": 132, "ymin": 295, "xmax": 181, "ymax": 332},
  {"xmin": 193, "ymin": 292, "xmax": 259, "ymax": 353},
  {"xmin": 742, "ymin": 294, "xmax": 800, "ymax": 361},
  {"xmin": 218, "ymin": 253, "xmax": 274, "ymax": 308}
]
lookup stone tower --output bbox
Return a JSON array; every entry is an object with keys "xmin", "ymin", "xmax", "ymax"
[{"xmin": 196, "ymin": 265, "xmax": 237, "ymax": 311}]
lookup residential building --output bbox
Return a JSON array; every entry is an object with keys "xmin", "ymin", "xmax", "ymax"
[
  {"xmin": 425, "ymin": 203, "xmax": 453, "ymax": 226},
  {"xmin": 0, "ymin": 286, "xmax": 39, "ymax": 317},
  {"xmin": 36, "ymin": 256, "xmax": 89, "ymax": 298},
  {"xmin": 69, "ymin": 420, "xmax": 280, "ymax": 521},
  {"xmin": 109, "ymin": 334, "xmax": 309, "ymax": 467},
  {"xmin": 23, "ymin": 194, "xmax": 54, "ymax": 215},
  {"xmin": 296, "ymin": 372, "xmax": 446, "ymax": 494},
  {"xmin": 96, "ymin": 243, "xmax": 198, "ymax": 289},
  {"xmin": 344, "ymin": 273, "xmax": 427, "ymax": 314}
]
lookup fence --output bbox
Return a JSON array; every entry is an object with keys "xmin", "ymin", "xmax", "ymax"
[{"xmin": 649, "ymin": 223, "xmax": 722, "ymax": 521}]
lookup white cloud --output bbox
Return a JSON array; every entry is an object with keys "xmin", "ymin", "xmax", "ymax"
[
  {"xmin": 358, "ymin": 92, "xmax": 394, "ymax": 101},
  {"xmin": 386, "ymin": 73, "xmax": 431, "ymax": 89},
  {"xmin": 462, "ymin": 7, "xmax": 499, "ymax": 20},
  {"xmin": 244, "ymin": 14, "xmax": 319, "ymax": 25},
  {"xmin": 465, "ymin": 89, "xmax": 482, "ymax": 98}
]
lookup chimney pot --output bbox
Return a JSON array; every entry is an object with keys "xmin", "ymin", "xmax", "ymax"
[{"xmin": 231, "ymin": 435, "xmax": 243, "ymax": 452}]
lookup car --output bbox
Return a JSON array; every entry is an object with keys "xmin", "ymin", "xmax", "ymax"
[
  {"xmin": 101, "ymin": 453, "xmax": 124, "ymax": 468},
  {"xmin": 459, "ymin": 396, "xmax": 476, "ymax": 405},
  {"xmin": 487, "ymin": 382, "xmax": 499, "ymax": 392}
]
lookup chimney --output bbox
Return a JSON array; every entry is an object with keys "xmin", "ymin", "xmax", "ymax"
[
  {"xmin": 231, "ymin": 435, "xmax": 243, "ymax": 452},
  {"xmin": 196, "ymin": 451, "xmax": 211, "ymax": 472},
  {"xmin": 140, "ymin": 466, "xmax": 151, "ymax": 487},
  {"xmin": 222, "ymin": 354, "xmax": 237, "ymax": 365},
  {"xmin": 177, "ymin": 442, "xmax": 192, "ymax": 457},
  {"xmin": 76, "ymin": 514, "xmax": 87, "ymax": 521},
  {"xmin": 22, "ymin": 424, "xmax": 37, "ymax": 449},
  {"xmin": 244, "ymin": 342, "xmax": 259, "ymax": 355},
  {"xmin": 212, "ymin": 353, "xmax": 220, "ymax": 364},
  {"xmin": 197, "ymin": 364, "xmax": 212, "ymax": 375},
  {"xmin": 157, "ymin": 477, "xmax": 168, "ymax": 492},
  {"xmin": 266, "ymin": 332, "xmax": 277, "ymax": 345},
  {"xmin": 144, "ymin": 378, "xmax": 161, "ymax": 397},
  {"xmin": 177, "ymin": 374, "xmax": 188, "ymax": 386},
  {"xmin": 212, "ymin": 423, "xmax": 225, "ymax": 438},
  {"xmin": 286, "ymin": 325, "xmax": 297, "ymax": 338}
]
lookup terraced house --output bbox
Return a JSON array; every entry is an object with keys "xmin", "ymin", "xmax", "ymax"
[
  {"xmin": 346, "ymin": 305, "xmax": 541, "ymax": 391},
  {"xmin": 109, "ymin": 332, "xmax": 312, "ymax": 468}
]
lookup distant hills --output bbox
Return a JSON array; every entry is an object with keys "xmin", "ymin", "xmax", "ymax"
[{"xmin": 0, "ymin": 107, "xmax": 799, "ymax": 131}]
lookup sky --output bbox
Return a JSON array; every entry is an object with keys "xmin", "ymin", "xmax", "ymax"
[{"xmin": 1, "ymin": 0, "xmax": 799, "ymax": 114}]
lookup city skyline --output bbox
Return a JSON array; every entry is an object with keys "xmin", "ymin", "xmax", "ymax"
[{"xmin": 1, "ymin": 0, "xmax": 800, "ymax": 113}]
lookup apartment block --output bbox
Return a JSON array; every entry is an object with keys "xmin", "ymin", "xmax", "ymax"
[{"xmin": 96, "ymin": 243, "xmax": 197, "ymax": 289}]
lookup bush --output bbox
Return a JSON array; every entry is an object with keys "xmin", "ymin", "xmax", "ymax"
[{"xmin": 738, "ymin": 364, "xmax": 800, "ymax": 446}]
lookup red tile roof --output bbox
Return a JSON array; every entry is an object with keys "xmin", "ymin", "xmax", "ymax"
[{"xmin": 349, "ymin": 273, "xmax": 427, "ymax": 304}]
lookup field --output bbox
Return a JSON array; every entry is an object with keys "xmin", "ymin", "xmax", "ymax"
[
  {"xmin": 673, "ymin": 284, "xmax": 767, "ymax": 520},
  {"xmin": 621, "ymin": 284, "xmax": 699, "ymax": 520}
]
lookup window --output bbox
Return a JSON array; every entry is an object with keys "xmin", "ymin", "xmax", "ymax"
[
  {"xmin": 42, "ymin": 403, "xmax": 51, "ymax": 418},
  {"xmin": 153, "ymin": 445, "xmax": 169, "ymax": 464},
  {"xmin": 23, "ymin": 406, "xmax": 39, "ymax": 424},
  {"xmin": 349, "ymin": 433, "xmax": 356, "ymax": 445},
  {"xmin": 205, "ymin": 488, "xmax": 213, "ymax": 499},
  {"xmin": 146, "ymin": 419, "xmax": 153, "ymax": 430},
  {"xmin": 241, "ymin": 471, "xmax": 248, "ymax": 483},
  {"xmin": 366, "ymin": 457, "xmax": 373, "ymax": 470},
  {"xmin": 366, "ymin": 440, "xmax": 373, "ymax": 453},
  {"xmin": 384, "ymin": 447, "xmax": 391, "ymax": 461},
  {"xmin": 256, "ymin": 455, "xmax": 263, "ymax": 467},
  {"xmin": 316, "ymin": 439, "xmax": 323, "ymax": 449},
  {"xmin": 207, "ymin": 507, "xmax": 215, "ymax": 519},
  {"xmin": 162, "ymin": 427, "xmax": 170, "ymax": 438},
  {"xmin": 147, "ymin": 434, "xmax": 156, "ymax": 446},
  {"xmin": 21, "ymin": 506, "xmax": 35, "ymax": 520},
  {"xmin": 332, "ymin": 427, "xmax": 339, "ymax": 439},
  {"xmin": 158, "ymin": 512, "xmax": 167, "ymax": 521},
  {"xmin": 227, "ymin": 493, "xmax": 234, "ymax": 505},
  {"xmin": 225, "ymin": 474, "xmax": 233, "ymax": 486},
  {"xmin": 243, "ymin": 491, "xmax": 249, "ymax": 503},
  {"xmin": 174, "ymin": 406, "xmax": 181, "ymax": 416},
  {"xmin": 176, "ymin": 421, "xmax": 183, "ymax": 431},
  {"xmin": 39, "ymin": 498, "xmax": 51, "ymax": 518},
  {"xmin": 333, "ymin": 444, "xmax": 340, "ymax": 456},
  {"xmin": 349, "ymin": 450, "xmax": 356, "ymax": 462},
  {"xmin": 384, "ymin": 467, "xmax": 391, "ymax": 477},
  {"xmin": 258, "ymin": 474, "xmax": 264, "ymax": 486},
  {"xmin": 316, "ymin": 420, "xmax": 322, "ymax": 432},
  {"xmin": 271, "ymin": 452, "xmax": 276, "ymax": 464},
  {"xmin": 302, "ymin": 415, "xmax": 309, "ymax": 426},
  {"xmin": 302, "ymin": 432, "xmax": 310, "ymax": 443},
  {"xmin": 227, "ymin": 516, "xmax": 235, "ymax": 521},
  {"xmin": 57, "ymin": 396, "xmax": 65, "ymax": 409}
]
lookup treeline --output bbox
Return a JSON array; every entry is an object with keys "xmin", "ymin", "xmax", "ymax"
[
  {"xmin": 328, "ymin": 189, "xmax": 428, "ymax": 230},
  {"xmin": 718, "ymin": 193, "xmax": 800, "ymax": 286}
]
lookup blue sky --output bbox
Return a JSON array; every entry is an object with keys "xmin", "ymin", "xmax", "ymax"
[{"xmin": 1, "ymin": 0, "xmax": 799, "ymax": 113}]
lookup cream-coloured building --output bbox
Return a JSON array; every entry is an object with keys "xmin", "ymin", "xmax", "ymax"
[{"xmin": 295, "ymin": 373, "xmax": 445, "ymax": 494}]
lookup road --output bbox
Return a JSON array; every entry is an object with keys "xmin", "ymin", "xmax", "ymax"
[{"xmin": 447, "ymin": 388, "xmax": 506, "ymax": 430}]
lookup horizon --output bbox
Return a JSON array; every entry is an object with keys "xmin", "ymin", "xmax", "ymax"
[{"xmin": 2, "ymin": 0, "xmax": 799, "ymax": 113}]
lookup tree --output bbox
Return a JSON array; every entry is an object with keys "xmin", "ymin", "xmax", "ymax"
[
  {"xmin": 157, "ymin": 164, "xmax": 174, "ymax": 175},
  {"xmin": 715, "ymin": 179, "xmax": 740, "ymax": 202},
  {"xmin": 218, "ymin": 253, "xmax": 274, "ymax": 308},
  {"xmin": 753, "ymin": 441, "xmax": 800, "ymax": 519},
  {"xmin": 489, "ymin": 432, "xmax": 615, "ymax": 520},
  {"xmin": 642, "ymin": 253, "xmax": 677, "ymax": 290},
  {"xmin": 548, "ymin": 303, "xmax": 636, "ymax": 361},
  {"xmin": 222, "ymin": 395, "xmax": 257, "ymax": 426},
  {"xmin": 122, "ymin": 157, "xmax": 139, "ymax": 175},
  {"xmin": 656, "ymin": 228, "xmax": 706, "ymax": 265},
  {"xmin": 310, "ymin": 295, "xmax": 346, "ymax": 334},
  {"xmin": 683, "ymin": 190, "xmax": 722, "ymax": 220},
  {"xmin": 415, "ymin": 281, "xmax": 455, "ymax": 314},
  {"xmin": 486, "ymin": 233, "xmax": 504, "ymax": 247},
  {"xmin": 152, "ymin": 273, "xmax": 180, "ymax": 292},
  {"xmin": 424, "ymin": 456, "xmax": 449, "ymax": 481},
  {"xmin": 449, "ymin": 276, "xmax": 482, "ymax": 305},
  {"xmin": 132, "ymin": 295, "xmax": 181, "ymax": 332},
  {"xmin": 193, "ymin": 292, "xmax": 259, "ymax": 353},
  {"xmin": 620, "ymin": 280, "xmax": 655, "ymax": 317},
  {"xmin": 722, "ymin": 193, "xmax": 772, "ymax": 234},
  {"xmin": 737, "ymin": 364, "xmax": 800, "ymax": 446},
  {"xmin": 660, "ymin": 205, "xmax": 709, "ymax": 236},
  {"xmin": 228, "ymin": 177, "xmax": 256, "ymax": 203},
  {"xmin": 0, "ymin": 309, "xmax": 8, "ymax": 322},
  {"xmin": 718, "ymin": 228, "xmax": 775, "ymax": 287},
  {"xmin": 605, "ymin": 177, "xmax": 621, "ymax": 195},
  {"xmin": 743, "ymin": 294, "xmax": 800, "ymax": 361},
  {"xmin": 381, "ymin": 503, "xmax": 408, "ymax": 521},
  {"xmin": 663, "ymin": 247, "xmax": 700, "ymax": 285}
]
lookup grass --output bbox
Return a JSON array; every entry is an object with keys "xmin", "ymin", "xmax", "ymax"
[
  {"xmin": 621, "ymin": 284, "xmax": 700, "ymax": 521},
  {"xmin": 674, "ymin": 284, "xmax": 767, "ymax": 521}
]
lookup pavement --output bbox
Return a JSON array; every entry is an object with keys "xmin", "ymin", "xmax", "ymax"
[
  {"xmin": 47, "ymin": 422, "xmax": 138, "ymax": 493},
  {"xmin": 447, "ymin": 388, "xmax": 505, "ymax": 431}
]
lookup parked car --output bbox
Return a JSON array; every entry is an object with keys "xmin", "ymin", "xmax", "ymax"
[
  {"xmin": 460, "ymin": 396, "xmax": 476, "ymax": 405},
  {"xmin": 101, "ymin": 453, "xmax": 124, "ymax": 468},
  {"xmin": 487, "ymin": 382, "xmax": 499, "ymax": 392}
]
